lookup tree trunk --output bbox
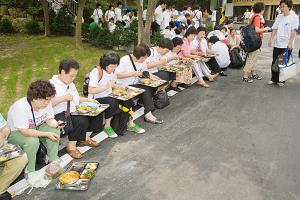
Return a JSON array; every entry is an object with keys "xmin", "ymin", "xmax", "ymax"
[
  {"xmin": 137, "ymin": 0, "xmax": 158, "ymax": 46},
  {"xmin": 41, "ymin": 0, "xmax": 50, "ymax": 36},
  {"xmin": 75, "ymin": 0, "xmax": 86, "ymax": 50}
]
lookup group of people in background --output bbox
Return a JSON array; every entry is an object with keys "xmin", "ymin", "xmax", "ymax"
[{"xmin": 0, "ymin": 0, "xmax": 299, "ymax": 199}]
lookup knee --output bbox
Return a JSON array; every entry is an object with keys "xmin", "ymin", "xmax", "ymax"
[{"xmin": 24, "ymin": 137, "xmax": 40, "ymax": 150}]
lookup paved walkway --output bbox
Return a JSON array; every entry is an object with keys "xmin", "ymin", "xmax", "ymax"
[{"xmin": 16, "ymin": 35, "xmax": 300, "ymax": 200}]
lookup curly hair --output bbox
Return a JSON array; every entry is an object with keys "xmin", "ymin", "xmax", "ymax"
[{"xmin": 27, "ymin": 80, "xmax": 56, "ymax": 101}]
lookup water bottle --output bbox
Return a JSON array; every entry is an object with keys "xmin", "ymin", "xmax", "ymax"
[{"xmin": 268, "ymin": 28, "xmax": 273, "ymax": 32}]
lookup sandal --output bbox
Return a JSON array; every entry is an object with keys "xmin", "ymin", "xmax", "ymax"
[
  {"xmin": 197, "ymin": 81, "xmax": 210, "ymax": 88},
  {"xmin": 66, "ymin": 147, "xmax": 82, "ymax": 159},
  {"xmin": 78, "ymin": 139, "xmax": 99, "ymax": 147}
]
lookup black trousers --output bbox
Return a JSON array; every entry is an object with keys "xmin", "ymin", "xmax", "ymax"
[
  {"xmin": 131, "ymin": 84, "xmax": 156, "ymax": 114},
  {"xmin": 206, "ymin": 57, "xmax": 222, "ymax": 73},
  {"xmin": 55, "ymin": 112, "xmax": 103, "ymax": 141},
  {"xmin": 96, "ymin": 97, "xmax": 134, "ymax": 119},
  {"xmin": 153, "ymin": 71, "xmax": 176, "ymax": 81},
  {"xmin": 271, "ymin": 47, "xmax": 288, "ymax": 83}
]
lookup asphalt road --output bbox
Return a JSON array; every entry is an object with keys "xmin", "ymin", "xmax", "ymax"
[{"xmin": 16, "ymin": 35, "xmax": 300, "ymax": 200}]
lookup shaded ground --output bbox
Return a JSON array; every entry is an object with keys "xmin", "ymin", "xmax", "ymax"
[{"xmin": 12, "ymin": 35, "xmax": 300, "ymax": 200}]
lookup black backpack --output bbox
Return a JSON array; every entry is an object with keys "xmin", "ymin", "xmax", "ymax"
[
  {"xmin": 83, "ymin": 66, "xmax": 103, "ymax": 96},
  {"xmin": 229, "ymin": 48, "xmax": 244, "ymax": 69},
  {"xmin": 240, "ymin": 15, "xmax": 262, "ymax": 53}
]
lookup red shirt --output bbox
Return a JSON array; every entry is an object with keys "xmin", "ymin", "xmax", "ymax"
[{"xmin": 248, "ymin": 14, "xmax": 263, "ymax": 39}]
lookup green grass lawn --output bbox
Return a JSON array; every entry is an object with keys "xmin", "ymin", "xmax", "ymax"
[{"xmin": 0, "ymin": 34, "xmax": 125, "ymax": 118}]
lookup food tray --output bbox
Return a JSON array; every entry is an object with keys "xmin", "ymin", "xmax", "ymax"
[
  {"xmin": 0, "ymin": 144, "xmax": 24, "ymax": 163},
  {"xmin": 161, "ymin": 65, "xmax": 184, "ymax": 73},
  {"xmin": 72, "ymin": 104, "xmax": 109, "ymax": 116},
  {"xmin": 109, "ymin": 86, "xmax": 145, "ymax": 101},
  {"xmin": 139, "ymin": 78, "xmax": 167, "ymax": 88},
  {"xmin": 56, "ymin": 162, "xmax": 99, "ymax": 191}
]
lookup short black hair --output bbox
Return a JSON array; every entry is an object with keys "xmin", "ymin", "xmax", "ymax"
[
  {"xmin": 169, "ymin": 21, "xmax": 176, "ymax": 29},
  {"xmin": 117, "ymin": 2, "xmax": 123, "ymax": 6},
  {"xmin": 133, "ymin": 44, "xmax": 151, "ymax": 59},
  {"xmin": 96, "ymin": 3, "xmax": 100, "ymax": 8},
  {"xmin": 99, "ymin": 53, "xmax": 120, "ymax": 69},
  {"xmin": 197, "ymin": 26, "xmax": 206, "ymax": 33},
  {"xmin": 59, "ymin": 58, "xmax": 80, "ymax": 74},
  {"xmin": 184, "ymin": 26, "xmax": 197, "ymax": 38},
  {"xmin": 225, "ymin": 20, "xmax": 234, "ymax": 25},
  {"xmin": 208, "ymin": 36, "xmax": 220, "ymax": 44},
  {"xmin": 194, "ymin": 5, "xmax": 200, "ymax": 10},
  {"xmin": 159, "ymin": 38, "xmax": 174, "ymax": 50},
  {"xmin": 27, "ymin": 80, "xmax": 56, "ymax": 101},
  {"xmin": 172, "ymin": 37, "xmax": 183, "ymax": 47},
  {"xmin": 109, "ymin": 5, "xmax": 114, "ymax": 10},
  {"xmin": 252, "ymin": 2, "xmax": 265, "ymax": 13},
  {"xmin": 229, "ymin": 28, "xmax": 236, "ymax": 34},
  {"xmin": 159, "ymin": 0, "xmax": 166, "ymax": 5},
  {"xmin": 280, "ymin": 0, "xmax": 293, "ymax": 9}
]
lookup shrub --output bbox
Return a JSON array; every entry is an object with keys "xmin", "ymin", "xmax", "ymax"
[
  {"xmin": 11, "ymin": 18, "xmax": 30, "ymax": 33},
  {"xmin": 51, "ymin": 6, "xmax": 74, "ymax": 36},
  {"xmin": 0, "ymin": 18, "xmax": 14, "ymax": 34},
  {"xmin": 25, "ymin": 20, "xmax": 41, "ymax": 34},
  {"xmin": 151, "ymin": 32, "xmax": 164, "ymax": 46},
  {"xmin": 89, "ymin": 27, "xmax": 112, "ymax": 48}
]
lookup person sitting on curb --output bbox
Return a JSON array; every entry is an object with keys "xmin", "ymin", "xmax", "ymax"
[
  {"xmin": 0, "ymin": 113, "xmax": 28, "ymax": 200},
  {"xmin": 88, "ymin": 53, "xmax": 145, "ymax": 136},
  {"xmin": 7, "ymin": 80, "xmax": 60, "ymax": 173},
  {"xmin": 116, "ymin": 44, "xmax": 164, "ymax": 124},
  {"xmin": 208, "ymin": 36, "xmax": 231, "ymax": 72},
  {"xmin": 50, "ymin": 59, "xmax": 103, "ymax": 159}
]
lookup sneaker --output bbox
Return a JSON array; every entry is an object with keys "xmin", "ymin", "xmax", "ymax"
[
  {"xmin": 268, "ymin": 80, "xmax": 275, "ymax": 85},
  {"xmin": 242, "ymin": 77, "xmax": 253, "ymax": 83},
  {"xmin": 127, "ymin": 123, "xmax": 145, "ymax": 134},
  {"xmin": 104, "ymin": 127, "xmax": 118, "ymax": 138},
  {"xmin": 252, "ymin": 74, "xmax": 262, "ymax": 80},
  {"xmin": 277, "ymin": 82, "xmax": 285, "ymax": 87}
]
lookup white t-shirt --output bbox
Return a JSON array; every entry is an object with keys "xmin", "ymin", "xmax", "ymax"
[
  {"xmin": 212, "ymin": 41, "xmax": 230, "ymax": 69},
  {"xmin": 50, "ymin": 75, "xmax": 80, "ymax": 114},
  {"xmin": 108, "ymin": 22, "xmax": 116, "ymax": 32},
  {"xmin": 7, "ymin": 97, "xmax": 54, "ymax": 131},
  {"xmin": 211, "ymin": 10, "xmax": 217, "ymax": 22},
  {"xmin": 146, "ymin": 47, "xmax": 163, "ymax": 73},
  {"xmin": 88, "ymin": 68, "xmax": 117, "ymax": 99},
  {"xmin": 207, "ymin": 30, "xmax": 225, "ymax": 40},
  {"xmin": 116, "ymin": 55, "xmax": 148, "ymax": 86},
  {"xmin": 92, "ymin": 8, "xmax": 103, "ymax": 24},
  {"xmin": 105, "ymin": 10, "xmax": 115, "ymax": 21},
  {"xmin": 115, "ymin": 7, "xmax": 122, "ymax": 21},
  {"xmin": 272, "ymin": 13, "xmax": 299, "ymax": 48},
  {"xmin": 161, "ymin": 10, "xmax": 171, "ymax": 30},
  {"xmin": 163, "ymin": 51, "xmax": 178, "ymax": 65},
  {"xmin": 161, "ymin": 28, "xmax": 176, "ymax": 40},
  {"xmin": 190, "ymin": 38, "xmax": 208, "ymax": 55},
  {"xmin": 122, "ymin": 15, "xmax": 131, "ymax": 28},
  {"xmin": 155, "ymin": 6, "xmax": 163, "ymax": 25}
]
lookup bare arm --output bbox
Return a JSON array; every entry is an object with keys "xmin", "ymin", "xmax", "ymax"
[
  {"xmin": 117, "ymin": 71, "xmax": 142, "ymax": 79},
  {"xmin": 268, "ymin": 29, "xmax": 278, "ymax": 47},
  {"xmin": 288, "ymin": 29, "xmax": 297, "ymax": 49}
]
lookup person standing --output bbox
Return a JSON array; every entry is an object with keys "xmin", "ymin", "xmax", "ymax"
[
  {"xmin": 91, "ymin": 3, "xmax": 103, "ymax": 25},
  {"xmin": 105, "ymin": 5, "xmax": 116, "ymax": 23},
  {"xmin": 268, "ymin": 0, "xmax": 299, "ymax": 86},
  {"xmin": 192, "ymin": 5, "xmax": 202, "ymax": 28},
  {"xmin": 243, "ymin": 8, "xmax": 251, "ymax": 23},
  {"xmin": 161, "ymin": 8, "xmax": 171, "ymax": 30},
  {"xmin": 115, "ymin": 2, "xmax": 123, "ymax": 22},
  {"xmin": 211, "ymin": 9, "xmax": 217, "ymax": 28},
  {"xmin": 242, "ymin": 2, "xmax": 269, "ymax": 83},
  {"xmin": 154, "ymin": 1, "xmax": 167, "ymax": 31}
]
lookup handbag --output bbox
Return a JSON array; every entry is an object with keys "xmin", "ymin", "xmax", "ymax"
[
  {"xmin": 63, "ymin": 100, "xmax": 74, "ymax": 134},
  {"xmin": 153, "ymin": 90, "xmax": 170, "ymax": 109},
  {"xmin": 279, "ymin": 50, "xmax": 298, "ymax": 82}
]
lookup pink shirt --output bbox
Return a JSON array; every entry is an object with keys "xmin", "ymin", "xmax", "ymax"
[{"xmin": 178, "ymin": 38, "xmax": 191, "ymax": 57}]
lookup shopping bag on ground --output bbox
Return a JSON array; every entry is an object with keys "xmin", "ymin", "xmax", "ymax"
[{"xmin": 279, "ymin": 51, "xmax": 297, "ymax": 82}]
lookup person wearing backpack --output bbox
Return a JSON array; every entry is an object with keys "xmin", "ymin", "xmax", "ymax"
[
  {"xmin": 50, "ymin": 59, "xmax": 103, "ymax": 159},
  {"xmin": 242, "ymin": 2, "xmax": 270, "ymax": 83},
  {"xmin": 116, "ymin": 44, "xmax": 164, "ymax": 124},
  {"xmin": 268, "ymin": 0, "xmax": 299, "ymax": 87},
  {"xmin": 88, "ymin": 53, "xmax": 145, "ymax": 137}
]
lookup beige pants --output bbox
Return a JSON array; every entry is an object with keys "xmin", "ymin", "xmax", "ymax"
[
  {"xmin": 0, "ymin": 153, "xmax": 28, "ymax": 194},
  {"xmin": 243, "ymin": 49, "xmax": 259, "ymax": 74}
]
